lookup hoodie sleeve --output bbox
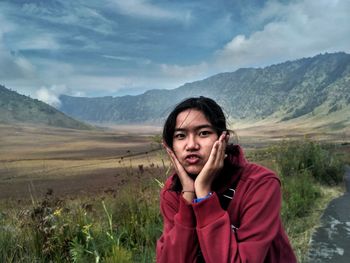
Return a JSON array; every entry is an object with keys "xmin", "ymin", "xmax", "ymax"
[
  {"xmin": 193, "ymin": 177, "xmax": 282, "ymax": 263},
  {"xmin": 156, "ymin": 188, "xmax": 199, "ymax": 263}
]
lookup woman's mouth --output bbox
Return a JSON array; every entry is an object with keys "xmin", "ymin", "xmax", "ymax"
[{"xmin": 185, "ymin": 154, "xmax": 200, "ymax": 164}]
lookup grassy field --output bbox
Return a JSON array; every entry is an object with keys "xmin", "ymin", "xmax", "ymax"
[
  {"xmin": 0, "ymin": 122, "xmax": 349, "ymax": 262},
  {"xmin": 0, "ymin": 123, "xmax": 165, "ymax": 200}
]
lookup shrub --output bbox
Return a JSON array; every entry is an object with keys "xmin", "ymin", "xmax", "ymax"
[
  {"xmin": 110, "ymin": 185, "xmax": 163, "ymax": 262},
  {"xmin": 0, "ymin": 184, "xmax": 162, "ymax": 263},
  {"xmin": 272, "ymin": 140, "xmax": 344, "ymax": 185},
  {"xmin": 281, "ymin": 170, "xmax": 321, "ymax": 222}
]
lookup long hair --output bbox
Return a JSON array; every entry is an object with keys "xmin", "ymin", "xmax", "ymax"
[
  {"xmin": 162, "ymin": 97, "xmax": 234, "ymax": 192},
  {"xmin": 162, "ymin": 97, "xmax": 227, "ymax": 149}
]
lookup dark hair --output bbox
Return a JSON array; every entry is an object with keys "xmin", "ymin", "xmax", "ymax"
[
  {"xmin": 162, "ymin": 96, "xmax": 227, "ymax": 149},
  {"xmin": 163, "ymin": 97, "xmax": 240, "ymax": 192}
]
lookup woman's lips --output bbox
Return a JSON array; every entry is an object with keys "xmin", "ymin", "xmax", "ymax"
[{"xmin": 185, "ymin": 154, "xmax": 200, "ymax": 164}]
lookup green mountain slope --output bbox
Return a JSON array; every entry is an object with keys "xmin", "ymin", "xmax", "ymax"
[
  {"xmin": 59, "ymin": 52, "xmax": 350, "ymax": 128},
  {"xmin": 0, "ymin": 85, "xmax": 92, "ymax": 130}
]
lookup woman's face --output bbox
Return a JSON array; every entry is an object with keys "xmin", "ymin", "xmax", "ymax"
[{"xmin": 172, "ymin": 109, "xmax": 219, "ymax": 175}]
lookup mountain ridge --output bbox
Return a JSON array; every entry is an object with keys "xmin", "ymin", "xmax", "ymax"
[
  {"xmin": 59, "ymin": 52, "xmax": 350, "ymax": 129},
  {"xmin": 0, "ymin": 85, "xmax": 92, "ymax": 130}
]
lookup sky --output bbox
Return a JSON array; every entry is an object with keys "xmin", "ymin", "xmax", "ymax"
[{"xmin": 0, "ymin": 0, "xmax": 350, "ymax": 107}]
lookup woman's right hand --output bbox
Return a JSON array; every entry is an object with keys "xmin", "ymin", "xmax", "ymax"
[{"xmin": 163, "ymin": 142, "xmax": 195, "ymax": 203}]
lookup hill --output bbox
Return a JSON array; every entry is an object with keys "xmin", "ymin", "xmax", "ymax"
[
  {"xmin": 59, "ymin": 52, "xmax": 350, "ymax": 129},
  {"xmin": 0, "ymin": 85, "xmax": 92, "ymax": 130}
]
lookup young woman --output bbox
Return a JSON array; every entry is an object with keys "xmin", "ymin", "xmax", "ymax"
[{"xmin": 156, "ymin": 97, "xmax": 297, "ymax": 263}]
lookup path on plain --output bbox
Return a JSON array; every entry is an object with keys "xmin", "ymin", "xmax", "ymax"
[{"xmin": 307, "ymin": 165, "xmax": 350, "ymax": 263}]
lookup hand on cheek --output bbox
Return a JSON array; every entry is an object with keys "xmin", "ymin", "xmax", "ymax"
[
  {"xmin": 162, "ymin": 131, "xmax": 229, "ymax": 201},
  {"xmin": 162, "ymin": 142, "xmax": 195, "ymax": 203},
  {"xmin": 194, "ymin": 132, "xmax": 229, "ymax": 198}
]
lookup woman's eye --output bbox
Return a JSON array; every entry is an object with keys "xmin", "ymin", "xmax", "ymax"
[
  {"xmin": 174, "ymin": 133, "xmax": 185, "ymax": 139},
  {"xmin": 199, "ymin": 130, "xmax": 212, "ymax": 137}
]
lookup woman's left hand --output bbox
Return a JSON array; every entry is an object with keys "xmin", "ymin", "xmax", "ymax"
[{"xmin": 194, "ymin": 131, "xmax": 228, "ymax": 198}]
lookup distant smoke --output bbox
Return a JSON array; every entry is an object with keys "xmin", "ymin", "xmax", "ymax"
[{"xmin": 36, "ymin": 85, "xmax": 67, "ymax": 108}]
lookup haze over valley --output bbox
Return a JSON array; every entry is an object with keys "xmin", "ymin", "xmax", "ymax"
[
  {"xmin": 58, "ymin": 52, "xmax": 350, "ymax": 133},
  {"xmin": 1, "ymin": 52, "xmax": 349, "ymax": 200}
]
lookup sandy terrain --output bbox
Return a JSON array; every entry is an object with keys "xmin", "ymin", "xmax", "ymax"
[
  {"xmin": 0, "ymin": 124, "xmax": 167, "ymax": 200},
  {"xmin": 0, "ymin": 122, "xmax": 348, "ymax": 200}
]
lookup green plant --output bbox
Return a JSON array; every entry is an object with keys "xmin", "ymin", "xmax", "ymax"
[
  {"xmin": 272, "ymin": 140, "xmax": 344, "ymax": 185},
  {"xmin": 281, "ymin": 170, "xmax": 321, "ymax": 222},
  {"xmin": 110, "ymin": 185, "xmax": 162, "ymax": 262}
]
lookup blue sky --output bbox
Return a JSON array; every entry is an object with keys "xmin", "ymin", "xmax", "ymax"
[{"xmin": 0, "ymin": 0, "xmax": 349, "ymax": 106}]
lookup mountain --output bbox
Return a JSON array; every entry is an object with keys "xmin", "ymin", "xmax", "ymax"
[
  {"xmin": 0, "ymin": 85, "xmax": 92, "ymax": 130},
  {"xmin": 59, "ymin": 52, "xmax": 350, "ymax": 127}
]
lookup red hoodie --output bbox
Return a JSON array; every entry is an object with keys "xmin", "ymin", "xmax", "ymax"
[{"xmin": 156, "ymin": 145, "xmax": 297, "ymax": 263}]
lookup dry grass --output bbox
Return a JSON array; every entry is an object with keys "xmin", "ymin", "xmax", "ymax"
[
  {"xmin": 288, "ymin": 185, "xmax": 344, "ymax": 262},
  {"xmin": 0, "ymin": 123, "xmax": 168, "ymax": 200},
  {"xmin": 1, "ymin": 121, "xmax": 348, "ymax": 201},
  {"xmin": 0, "ymin": 122, "xmax": 348, "ymax": 262}
]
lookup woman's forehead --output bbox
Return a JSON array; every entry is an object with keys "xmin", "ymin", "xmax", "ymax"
[{"xmin": 175, "ymin": 109, "xmax": 211, "ymax": 129}]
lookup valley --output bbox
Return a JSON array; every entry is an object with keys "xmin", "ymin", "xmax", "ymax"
[{"xmin": 1, "ymin": 121, "xmax": 348, "ymax": 200}]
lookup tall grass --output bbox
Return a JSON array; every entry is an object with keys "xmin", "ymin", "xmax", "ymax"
[
  {"xmin": 0, "ymin": 181, "xmax": 163, "ymax": 263},
  {"xmin": 268, "ymin": 139, "xmax": 345, "ymax": 261},
  {"xmin": 0, "ymin": 140, "xmax": 346, "ymax": 262},
  {"xmin": 272, "ymin": 140, "xmax": 344, "ymax": 185}
]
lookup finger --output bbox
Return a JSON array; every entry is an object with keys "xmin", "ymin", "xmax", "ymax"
[
  {"xmin": 164, "ymin": 145, "xmax": 189, "ymax": 177},
  {"xmin": 215, "ymin": 133, "xmax": 226, "ymax": 160},
  {"xmin": 162, "ymin": 144, "xmax": 180, "ymax": 170},
  {"xmin": 215, "ymin": 141, "xmax": 225, "ymax": 166},
  {"xmin": 162, "ymin": 143, "xmax": 179, "ymax": 166},
  {"xmin": 225, "ymin": 132, "xmax": 230, "ymax": 143},
  {"xmin": 201, "ymin": 132, "xmax": 227, "ymax": 172},
  {"xmin": 219, "ymin": 131, "xmax": 226, "ymax": 142},
  {"xmin": 207, "ymin": 140, "xmax": 219, "ymax": 165},
  {"xmin": 210, "ymin": 133, "xmax": 227, "ymax": 165},
  {"xmin": 165, "ymin": 148, "xmax": 180, "ymax": 169},
  {"xmin": 197, "ymin": 141, "xmax": 221, "ymax": 184},
  {"xmin": 215, "ymin": 133, "xmax": 228, "ymax": 165},
  {"xmin": 162, "ymin": 141, "xmax": 172, "ymax": 152}
]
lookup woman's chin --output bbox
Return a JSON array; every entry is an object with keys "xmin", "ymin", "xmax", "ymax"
[{"xmin": 185, "ymin": 167, "xmax": 202, "ymax": 176}]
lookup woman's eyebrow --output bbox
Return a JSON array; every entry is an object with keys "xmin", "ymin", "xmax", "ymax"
[{"xmin": 174, "ymin": 124, "xmax": 213, "ymax": 132}]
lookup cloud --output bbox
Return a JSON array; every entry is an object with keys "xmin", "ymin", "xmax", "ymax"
[
  {"xmin": 64, "ymin": 75, "xmax": 144, "ymax": 95},
  {"xmin": 58, "ymin": 4, "xmax": 115, "ymax": 35},
  {"xmin": 63, "ymin": 73, "xmax": 190, "ymax": 96},
  {"xmin": 0, "ymin": 14, "xmax": 37, "ymax": 80},
  {"xmin": 13, "ymin": 34, "xmax": 60, "ymax": 51},
  {"xmin": 102, "ymin": 55, "xmax": 151, "ymax": 65},
  {"xmin": 110, "ymin": 0, "xmax": 192, "ymax": 23},
  {"xmin": 160, "ymin": 62, "xmax": 208, "ymax": 80},
  {"xmin": 36, "ymin": 85, "xmax": 67, "ymax": 107},
  {"xmin": 214, "ymin": 0, "xmax": 350, "ymax": 70},
  {"xmin": 0, "ymin": 50, "xmax": 37, "ymax": 80},
  {"xmin": 2, "ymin": 0, "xmax": 350, "ymax": 101},
  {"xmin": 20, "ymin": 1, "xmax": 115, "ymax": 36}
]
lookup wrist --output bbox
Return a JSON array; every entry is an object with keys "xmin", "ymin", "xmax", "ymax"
[
  {"xmin": 193, "ymin": 192, "xmax": 213, "ymax": 203},
  {"xmin": 194, "ymin": 181, "xmax": 212, "ymax": 198},
  {"xmin": 181, "ymin": 180, "xmax": 194, "ymax": 192},
  {"xmin": 195, "ymin": 187, "xmax": 212, "ymax": 198},
  {"xmin": 182, "ymin": 191, "xmax": 195, "ymax": 204}
]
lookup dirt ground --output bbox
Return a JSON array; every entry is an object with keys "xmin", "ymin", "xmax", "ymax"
[
  {"xmin": 0, "ymin": 123, "xmax": 167, "ymax": 200},
  {"xmin": 0, "ymin": 122, "xmax": 348, "ymax": 201}
]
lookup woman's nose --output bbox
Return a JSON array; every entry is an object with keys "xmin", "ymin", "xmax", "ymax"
[{"xmin": 186, "ymin": 135, "xmax": 199, "ymax": 151}]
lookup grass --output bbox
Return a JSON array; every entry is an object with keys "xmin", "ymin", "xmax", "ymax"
[
  {"xmin": 263, "ymin": 139, "xmax": 346, "ymax": 262},
  {"xmin": 285, "ymin": 184, "xmax": 343, "ymax": 262},
  {"xmin": 0, "ymin": 138, "xmax": 347, "ymax": 262},
  {"xmin": 0, "ymin": 123, "xmax": 165, "ymax": 199},
  {"xmin": 0, "ymin": 181, "xmax": 164, "ymax": 263}
]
